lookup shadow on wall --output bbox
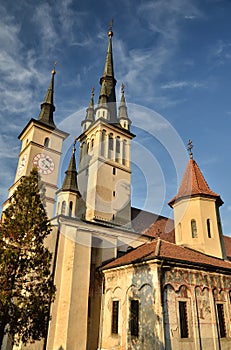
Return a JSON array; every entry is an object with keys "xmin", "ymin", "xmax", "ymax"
[{"xmin": 128, "ymin": 263, "xmax": 164, "ymax": 350}]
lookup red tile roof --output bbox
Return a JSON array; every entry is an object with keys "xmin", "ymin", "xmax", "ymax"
[
  {"xmin": 131, "ymin": 207, "xmax": 175, "ymax": 242},
  {"xmin": 168, "ymin": 158, "xmax": 223, "ymax": 207},
  {"xmin": 102, "ymin": 239, "xmax": 231, "ymax": 271}
]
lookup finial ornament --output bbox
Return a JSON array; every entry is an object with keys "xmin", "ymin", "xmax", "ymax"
[
  {"xmin": 187, "ymin": 139, "xmax": 193, "ymax": 159},
  {"xmin": 108, "ymin": 19, "xmax": 114, "ymax": 37},
  {"xmin": 121, "ymin": 82, "xmax": 125, "ymax": 94},
  {"xmin": 52, "ymin": 61, "xmax": 57, "ymax": 75},
  {"xmin": 91, "ymin": 87, "xmax": 95, "ymax": 97}
]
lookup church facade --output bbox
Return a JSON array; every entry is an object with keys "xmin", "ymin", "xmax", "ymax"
[{"xmin": 2, "ymin": 25, "xmax": 231, "ymax": 350}]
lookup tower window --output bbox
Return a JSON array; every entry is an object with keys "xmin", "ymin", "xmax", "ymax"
[
  {"xmin": 122, "ymin": 140, "xmax": 126, "ymax": 165},
  {"xmin": 113, "ymin": 167, "xmax": 116, "ymax": 175},
  {"xmin": 113, "ymin": 191, "xmax": 116, "ymax": 197},
  {"xmin": 179, "ymin": 301, "xmax": 189, "ymax": 338},
  {"xmin": 191, "ymin": 219, "xmax": 198, "ymax": 238},
  {"xmin": 207, "ymin": 219, "xmax": 211, "ymax": 238},
  {"xmin": 61, "ymin": 201, "xmax": 66, "ymax": 215},
  {"xmin": 91, "ymin": 139, "xmax": 94, "ymax": 149},
  {"xmin": 116, "ymin": 137, "xmax": 120, "ymax": 153},
  {"xmin": 217, "ymin": 304, "xmax": 227, "ymax": 338},
  {"xmin": 101, "ymin": 130, "xmax": 106, "ymax": 156},
  {"xmin": 69, "ymin": 201, "xmax": 73, "ymax": 217},
  {"xmin": 109, "ymin": 133, "xmax": 113, "ymax": 151},
  {"xmin": 44, "ymin": 137, "xmax": 50, "ymax": 148},
  {"xmin": 130, "ymin": 300, "xmax": 139, "ymax": 337},
  {"xmin": 111, "ymin": 300, "xmax": 119, "ymax": 334}
]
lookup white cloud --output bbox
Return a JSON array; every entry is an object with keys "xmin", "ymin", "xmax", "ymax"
[
  {"xmin": 212, "ymin": 40, "xmax": 231, "ymax": 61},
  {"xmin": 161, "ymin": 80, "xmax": 204, "ymax": 89},
  {"xmin": 184, "ymin": 15, "xmax": 196, "ymax": 20}
]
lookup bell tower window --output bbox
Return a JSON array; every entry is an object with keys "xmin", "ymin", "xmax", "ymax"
[
  {"xmin": 44, "ymin": 137, "xmax": 50, "ymax": 148},
  {"xmin": 191, "ymin": 219, "xmax": 198, "ymax": 238},
  {"xmin": 61, "ymin": 201, "xmax": 66, "ymax": 215},
  {"xmin": 207, "ymin": 219, "xmax": 211, "ymax": 238},
  {"xmin": 69, "ymin": 201, "xmax": 73, "ymax": 217},
  {"xmin": 109, "ymin": 133, "xmax": 113, "ymax": 151}
]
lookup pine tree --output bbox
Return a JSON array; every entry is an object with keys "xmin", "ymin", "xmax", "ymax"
[{"xmin": 0, "ymin": 168, "xmax": 55, "ymax": 347}]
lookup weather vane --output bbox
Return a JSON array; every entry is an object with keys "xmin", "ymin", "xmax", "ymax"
[{"xmin": 187, "ymin": 139, "xmax": 193, "ymax": 159}]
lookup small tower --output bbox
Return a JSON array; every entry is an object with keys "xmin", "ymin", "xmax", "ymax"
[
  {"xmin": 56, "ymin": 140, "xmax": 81, "ymax": 217},
  {"xmin": 81, "ymin": 88, "xmax": 95, "ymax": 132},
  {"xmin": 168, "ymin": 141, "xmax": 226, "ymax": 259},
  {"xmin": 77, "ymin": 23, "xmax": 135, "ymax": 227},
  {"xmin": 118, "ymin": 83, "xmax": 131, "ymax": 130},
  {"xmin": 2, "ymin": 66, "xmax": 68, "ymax": 218}
]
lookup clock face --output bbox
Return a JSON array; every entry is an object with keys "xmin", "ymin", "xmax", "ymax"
[
  {"xmin": 18, "ymin": 154, "xmax": 27, "ymax": 175},
  {"xmin": 33, "ymin": 153, "xmax": 55, "ymax": 175}
]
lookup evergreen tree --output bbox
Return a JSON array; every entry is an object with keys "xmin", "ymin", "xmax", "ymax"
[{"xmin": 0, "ymin": 168, "xmax": 55, "ymax": 347}]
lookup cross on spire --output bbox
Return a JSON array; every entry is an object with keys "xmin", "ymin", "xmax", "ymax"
[
  {"xmin": 108, "ymin": 19, "xmax": 114, "ymax": 37},
  {"xmin": 52, "ymin": 61, "xmax": 57, "ymax": 75},
  {"xmin": 187, "ymin": 139, "xmax": 193, "ymax": 159}
]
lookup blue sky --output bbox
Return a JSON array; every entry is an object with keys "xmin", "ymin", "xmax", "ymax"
[{"xmin": 0, "ymin": 0, "xmax": 231, "ymax": 235}]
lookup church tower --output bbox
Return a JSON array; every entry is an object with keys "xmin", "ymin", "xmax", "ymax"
[
  {"xmin": 168, "ymin": 141, "xmax": 226, "ymax": 259},
  {"xmin": 77, "ymin": 24, "xmax": 135, "ymax": 227},
  {"xmin": 2, "ymin": 67, "xmax": 68, "ymax": 218}
]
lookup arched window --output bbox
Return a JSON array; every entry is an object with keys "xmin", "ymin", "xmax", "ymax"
[
  {"xmin": 91, "ymin": 139, "xmax": 94, "ymax": 149},
  {"xmin": 207, "ymin": 219, "xmax": 211, "ymax": 238},
  {"xmin": 101, "ymin": 130, "xmax": 106, "ymax": 156},
  {"xmin": 109, "ymin": 133, "xmax": 113, "ymax": 151},
  {"xmin": 69, "ymin": 201, "xmax": 73, "ymax": 217},
  {"xmin": 44, "ymin": 137, "xmax": 50, "ymax": 148},
  {"xmin": 61, "ymin": 201, "xmax": 66, "ymax": 215},
  {"xmin": 122, "ymin": 140, "xmax": 126, "ymax": 165},
  {"xmin": 116, "ymin": 137, "xmax": 120, "ymax": 162},
  {"xmin": 191, "ymin": 219, "xmax": 198, "ymax": 238}
]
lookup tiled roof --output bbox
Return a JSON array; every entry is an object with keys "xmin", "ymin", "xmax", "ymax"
[
  {"xmin": 131, "ymin": 207, "xmax": 175, "ymax": 242},
  {"xmin": 102, "ymin": 239, "xmax": 231, "ymax": 271},
  {"xmin": 169, "ymin": 158, "xmax": 223, "ymax": 207}
]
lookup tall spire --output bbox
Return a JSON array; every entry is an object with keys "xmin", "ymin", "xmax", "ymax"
[
  {"xmin": 98, "ymin": 21, "xmax": 117, "ymax": 122},
  {"xmin": 61, "ymin": 140, "xmax": 79, "ymax": 193},
  {"xmin": 38, "ymin": 63, "xmax": 56, "ymax": 127}
]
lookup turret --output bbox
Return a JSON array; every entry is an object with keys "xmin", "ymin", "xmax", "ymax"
[
  {"xmin": 169, "ymin": 140, "xmax": 226, "ymax": 259},
  {"xmin": 81, "ymin": 88, "xmax": 95, "ymax": 132},
  {"xmin": 118, "ymin": 83, "xmax": 131, "ymax": 130},
  {"xmin": 56, "ymin": 140, "xmax": 81, "ymax": 218}
]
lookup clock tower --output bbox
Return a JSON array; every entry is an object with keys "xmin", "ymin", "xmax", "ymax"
[{"xmin": 2, "ymin": 67, "xmax": 68, "ymax": 218}]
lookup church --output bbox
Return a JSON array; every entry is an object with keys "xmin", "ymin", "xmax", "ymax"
[{"xmin": 2, "ymin": 24, "xmax": 231, "ymax": 350}]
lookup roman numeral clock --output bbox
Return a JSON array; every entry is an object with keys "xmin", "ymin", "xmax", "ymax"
[{"xmin": 33, "ymin": 153, "xmax": 55, "ymax": 175}]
